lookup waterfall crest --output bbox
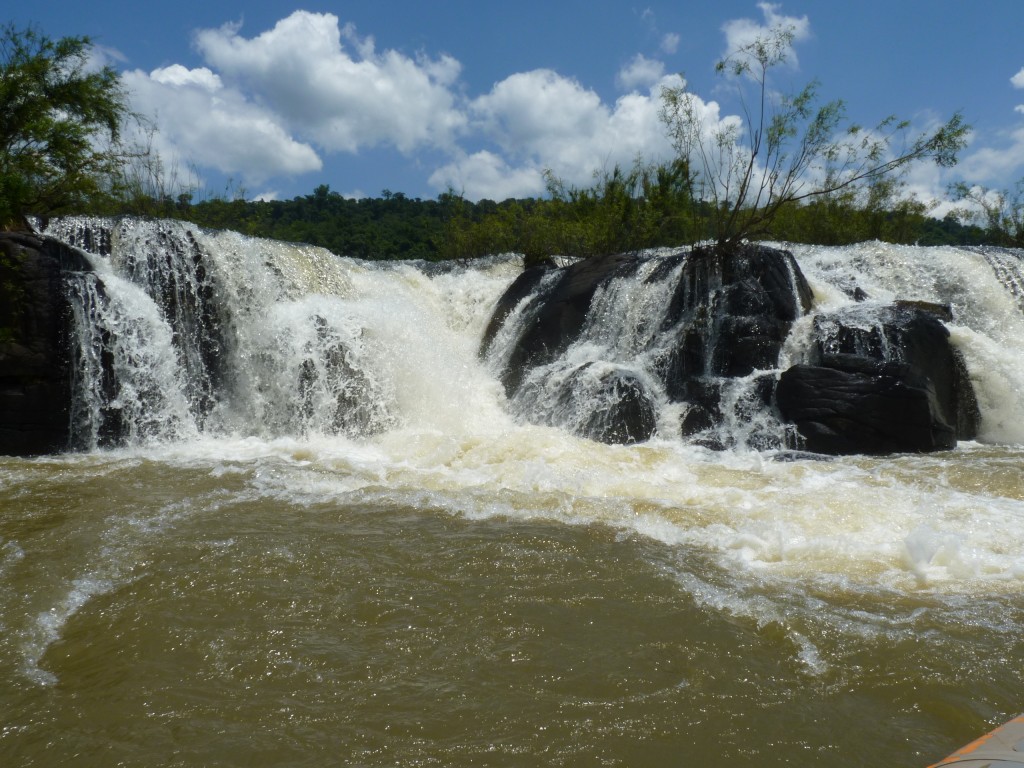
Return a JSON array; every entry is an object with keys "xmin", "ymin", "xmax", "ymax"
[{"xmin": 34, "ymin": 218, "xmax": 1024, "ymax": 452}]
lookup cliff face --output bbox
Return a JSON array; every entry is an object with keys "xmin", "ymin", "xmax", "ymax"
[{"xmin": 0, "ymin": 232, "xmax": 92, "ymax": 456}]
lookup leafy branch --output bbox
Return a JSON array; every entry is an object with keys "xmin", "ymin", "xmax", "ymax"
[{"xmin": 658, "ymin": 24, "xmax": 969, "ymax": 252}]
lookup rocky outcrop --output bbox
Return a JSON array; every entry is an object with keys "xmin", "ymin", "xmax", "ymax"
[
  {"xmin": 555, "ymin": 364, "xmax": 658, "ymax": 445},
  {"xmin": 482, "ymin": 252, "xmax": 643, "ymax": 396},
  {"xmin": 483, "ymin": 244, "xmax": 813, "ymax": 446},
  {"xmin": 654, "ymin": 243, "xmax": 812, "ymax": 401},
  {"xmin": 776, "ymin": 303, "xmax": 979, "ymax": 455},
  {"xmin": 483, "ymin": 244, "xmax": 980, "ymax": 455},
  {"xmin": 0, "ymin": 232, "xmax": 93, "ymax": 455}
]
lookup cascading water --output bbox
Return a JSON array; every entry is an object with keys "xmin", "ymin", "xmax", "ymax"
[
  {"xmin": 6, "ymin": 219, "xmax": 1024, "ymax": 766},
  {"xmin": 31, "ymin": 218, "xmax": 1024, "ymax": 453},
  {"xmin": 39, "ymin": 216, "xmax": 519, "ymax": 447},
  {"xmin": 481, "ymin": 246, "xmax": 811, "ymax": 450},
  {"xmin": 790, "ymin": 242, "xmax": 1024, "ymax": 444},
  {"xmin": 63, "ymin": 265, "xmax": 198, "ymax": 448}
]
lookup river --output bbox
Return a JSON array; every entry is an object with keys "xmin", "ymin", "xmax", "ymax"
[{"xmin": 1, "ymin": 219, "xmax": 1022, "ymax": 766}]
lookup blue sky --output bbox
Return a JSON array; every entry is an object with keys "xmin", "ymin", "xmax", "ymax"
[{"xmin": 11, "ymin": 1, "xmax": 1024, "ymax": 209}]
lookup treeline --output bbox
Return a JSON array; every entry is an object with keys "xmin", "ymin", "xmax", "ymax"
[
  {"xmin": 2, "ymin": 23, "xmax": 1016, "ymax": 262},
  {"xmin": 150, "ymin": 185, "xmax": 452, "ymax": 261},
  {"xmin": 135, "ymin": 176, "xmax": 992, "ymax": 264}
]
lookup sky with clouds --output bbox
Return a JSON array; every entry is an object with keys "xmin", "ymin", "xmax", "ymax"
[{"xmin": 11, "ymin": 1, "xmax": 1024, "ymax": 206}]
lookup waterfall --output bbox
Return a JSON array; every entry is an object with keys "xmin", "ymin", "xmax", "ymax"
[
  {"xmin": 41, "ymin": 216, "xmax": 517, "ymax": 447},
  {"xmin": 33, "ymin": 218, "xmax": 1024, "ymax": 451},
  {"xmin": 792, "ymin": 242, "xmax": 1024, "ymax": 444}
]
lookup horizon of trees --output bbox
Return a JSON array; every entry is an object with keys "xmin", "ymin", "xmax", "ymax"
[
  {"xmin": 2, "ymin": 23, "xmax": 1022, "ymax": 262},
  {"xmin": 125, "ymin": 178, "xmax": 994, "ymax": 263}
]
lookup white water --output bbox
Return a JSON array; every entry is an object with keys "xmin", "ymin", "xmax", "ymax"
[{"xmin": 33, "ymin": 219, "xmax": 1024, "ymax": 604}]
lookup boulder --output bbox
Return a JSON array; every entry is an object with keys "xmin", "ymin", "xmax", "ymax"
[
  {"xmin": 0, "ymin": 232, "xmax": 93, "ymax": 455},
  {"xmin": 654, "ymin": 244, "xmax": 812, "ymax": 403},
  {"xmin": 776, "ymin": 303, "xmax": 979, "ymax": 454},
  {"xmin": 486, "ymin": 252, "xmax": 643, "ymax": 395},
  {"xmin": 563, "ymin": 365, "xmax": 658, "ymax": 445},
  {"xmin": 776, "ymin": 360, "xmax": 956, "ymax": 454},
  {"xmin": 482, "ymin": 243, "xmax": 814, "ymax": 447}
]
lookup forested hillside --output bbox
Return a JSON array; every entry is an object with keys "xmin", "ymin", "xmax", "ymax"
[{"xmin": 127, "ymin": 182, "xmax": 989, "ymax": 263}]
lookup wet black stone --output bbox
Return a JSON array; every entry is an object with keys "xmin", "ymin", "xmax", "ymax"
[
  {"xmin": 0, "ymin": 232, "xmax": 94, "ymax": 455},
  {"xmin": 776, "ymin": 302, "xmax": 979, "ymax": 454}
]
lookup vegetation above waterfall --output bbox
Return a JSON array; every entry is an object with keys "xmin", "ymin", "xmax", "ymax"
[
  {"xmin": 0, "ymin": 24, "xmax": 141, "ymax": 229},
  {"xmin": 0, "ymin": 23, "xmax": 1021, "ymax": 257}
]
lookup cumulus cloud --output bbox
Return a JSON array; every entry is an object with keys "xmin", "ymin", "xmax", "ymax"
[
  {"xmin": 661, "ymin": 33, "xmax": 681, "ymax": 55},
  {"xmin": 425, "ymin": 70, "xmax": 753, "ymax": 201},
  {"xmin": 721, "ymin": 2, "xmax": 810, "ymax": 67},
  {"xmin": 617, "ymin": 54, "xmax": 666, "ymax": 91},
  {"xmin": 122, "ymin": 65, "xmax": 322, "ymax": 184},
  {"xmin": 117, "ymin": 10, "xmax": 478, "ymax": 191},
  {"xmin": 193, "ymin": 11, "xmax": 465, "ymax": 154},
  {"xmin": 957, "ymin": 125, "xmax": 1024, "ymax": 185},
  {"xmin": 1013, "ymin": 67, "xmax": 1024, "ymax": 114},
  {"xmin": 429, "ymin": 150, "xmax": 546, "ymax": 201},
  {"xmin": 469, "ymin": 70, "xmax": 680, "ymax": 185},
  {"xmin": 113, "ymin": 9, "xmax": 758, "ymax": 202}
]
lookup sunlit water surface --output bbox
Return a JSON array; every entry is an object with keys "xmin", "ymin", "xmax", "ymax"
[
  {"xmin": 1, "ymin": 438, "xmax": 1022, "ymax": 767},
  {"xmin": 3, "ymin": 223, "xmax": 1023, "ymax": 766}
]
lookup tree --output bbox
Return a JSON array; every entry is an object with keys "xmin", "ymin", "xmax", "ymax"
[
  {"xmin": 658, "ymin": 24, "xmax": 969, "ymax": 252},
  {"xmin": 949, "ymin": 180, "xmax": 1024, "ymax": 247},
  {"xmin": 0, "ymin": 24, "xmax": 136, "ymax": 228}
]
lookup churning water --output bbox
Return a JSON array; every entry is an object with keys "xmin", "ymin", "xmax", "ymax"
[{"xmin": 1, "ymin": 217, "xmax": 1023, "ymax": 766}]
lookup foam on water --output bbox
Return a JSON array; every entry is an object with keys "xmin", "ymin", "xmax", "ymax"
[
  {"xmin": 91, "ymin": 426, "xmax": 1024, "ymax": 600},
  {"xmin": 19, "ymin": 220, "xmax": 1024, "ymax": 681},
  {"xmin": 792, "ymin": 241, "xmax": 1024, "ymax": 443}
]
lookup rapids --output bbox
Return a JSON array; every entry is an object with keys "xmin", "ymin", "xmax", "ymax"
[{"xmin": 1, "ymin": 217, "xmax": 1023, "ymax": 766}]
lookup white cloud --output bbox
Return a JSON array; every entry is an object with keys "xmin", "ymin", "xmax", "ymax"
[
  {"xmin": 617, "ymin": 54, "xmax": 666, "ymax": 91},
  {"xmin": 429, "ymin": 151, "xmax": 546, "ymax": 201},
  {"xmin": 957, "ymin": 125, "xmax": 1024, "ymax": 186},
  {"xmin": 122, "ymin": 66, "xmax": 322, "ymax": 184},
  {"xmin": 471, "ymin": 70, "xmax": 605, "ymax": 154},
  {"xmin": 661, "ymin": 33, "xmax": 681, "ymax": 55},
  {"xmin": 112, "ymin": 10, "xmax": 780, "ymax": 203},
  {"xmin": 85, "ymin": 44, "xmax": 127, "ymax": 73},
  {"xmin": 1013, "ymin": 67, "xmax": 1024, "ymax": 113},
  {"xmin": 149, "ymin": 64, "xmax": 222, "ymax": 90},
  {"xmin": 463, "ymin": 69, "xmax": 685, "ymax": 195},
  {"xmin": 425, "ymin": 70, "xmax": 767, "ymax": 202},
  {"xmin": 193, "ymin": 11, "xmax": 466, "ymax": 154},
  {"xmin": 721, "ymin": 2, "xmax": 811, "ymax": 67}
]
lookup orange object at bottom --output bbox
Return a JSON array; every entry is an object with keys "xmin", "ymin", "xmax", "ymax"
[{"xmin": 928, "ymin": 715, "xmax": 1024, "ymax": 767}]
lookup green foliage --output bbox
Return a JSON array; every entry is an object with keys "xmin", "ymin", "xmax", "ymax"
[
  {"xmin": 658, "ymin": 24, "xmax": 969, "ymax": 252},
  {"xmin": 0, "ymin": 24, "xmax": 137, "ymax": 228},
  {"xmin": 949, "ymin": 180, "xmax": 1024, "ymax": 247},
  {"xmin": 147, "ymin": 180, "xmax": 992, "ymax": 265},
  {"xmin": 183, "ymin": 186, "xmax": 452, "ymax": 261},
  {"xmin": 429, "ymin": 160, "xmax": 698, "ymax": 265}
]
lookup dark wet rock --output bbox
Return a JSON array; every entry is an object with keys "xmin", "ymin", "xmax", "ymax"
[
  {"xmin": 482, "ymin": 243, "xmax": 814, "ymax": 446},
  {"xmin": 656, "ymin": 243, "xmax": 812, "ymax": 397},
  {"xmin": 480, "ymin": 263, "xmax": 551, "ymax": 356},
  {"xmin": 0, "ymin": 232, "xmax": 93, "ymax": 455},
  {"xmin": 558, "ymin": 364, "xmax": 658, "ymax": 445},
  {"xmin": 776, "ymin": 303, "xmax": 979, "ymax": 454},
  {"xmin": 489, "ymin": 252, "xmax": 643, "ymax": 395},
  {"xmin": 776, "ymin": 361, "xmax": 956, "ymax": 454}
]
